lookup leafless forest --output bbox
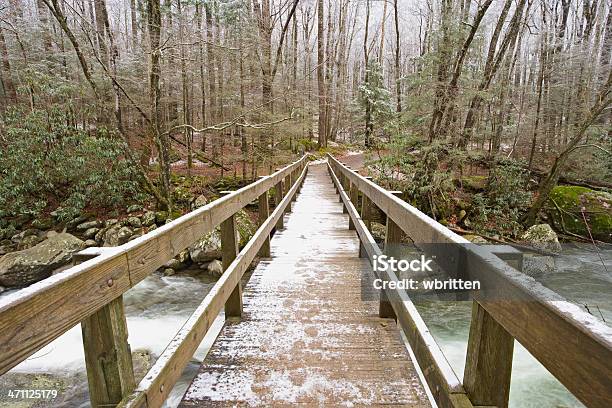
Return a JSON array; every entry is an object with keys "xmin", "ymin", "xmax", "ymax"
[{"xmin": 0, "ymin": 0, "xmax": 610, "ymax": 240}]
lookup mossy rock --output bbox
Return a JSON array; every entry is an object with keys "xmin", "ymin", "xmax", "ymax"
[
  {"xmin": 548, "ymin": 186, "xmax": 612, "ymax": 242},
  {"xmin": 460, "ymin": 175, "xmax": 488, "ymax": 192}
]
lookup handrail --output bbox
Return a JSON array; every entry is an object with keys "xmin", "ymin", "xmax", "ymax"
[
  {"xmin": 326, "ymin": 162, "xmax": 471, "ymax": 408},
  {"xmin": 327, "ymin": 154, "xmax": 612, "ymax": 408},
  {"xmin": 0, "ymin": 155, "xmax": 307, "ymax": 376},
  {"xmin": 117, "ymin": 162, "xmax": 310, "ymax": 407}
]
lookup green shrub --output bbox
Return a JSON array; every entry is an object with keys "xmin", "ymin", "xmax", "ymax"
[
  {"xmin": 297, "ymin": 138, "xmax": 318, "ymax": 152},
  {"xmin": 471, "ymin": 159, "xmax": 531, "ymax": 236},
  {"xmin": 0, "ymin": 108, "xmax": 146, "ymax": 223}
]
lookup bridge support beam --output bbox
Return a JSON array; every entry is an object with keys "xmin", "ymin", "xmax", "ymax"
[
  {"xmin": 379, "ymin": 213, "xmax": 404, "ymax": 320},
  {"xmin": 221, "ymin": 214, "xmax": 242, "ymax": 318},
  {"xmin": 274, "ymin": 180, "xmax": 285, "ymax": 230},
  {"xmin": 258, "ymin": 190, "xmax": 271, "ymax": 258},
  {"xmin": 463, "ymin": 253, "xmax": 521, "ymax": 408},
  {"xmin": 81, "ymin": 297, "xmax": 136, "ymax": 408},
  {"xmin": 361, "ymin": 178, "xmax": 373, "ymax": 231},
  {"xmin": 463, "ymin": 302, "xmax": 514, "ymax": 408},
  {"xmin": 348, "ymin": 182, "xmax": 359, "ymax": 229},
  {"xmin": 73, "ymin": 252, "xmax": 136, "ymax": 408}
]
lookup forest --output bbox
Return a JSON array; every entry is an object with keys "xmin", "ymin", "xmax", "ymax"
[{"xmin": 0, "ymin": 0, "xmax": 610, "ymax": 254}]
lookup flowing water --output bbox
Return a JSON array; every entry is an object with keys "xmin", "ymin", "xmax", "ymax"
[
  {"xmin": 1, "ymin": 269, "xmax": 224, "ymax": 408},
  {"xmin": 0, "ymin": 245, "xmax": 609, "ymax": 407},
  {"xmin": 413, "ymin": 244, "xmax": 611, "ymax": 408}
]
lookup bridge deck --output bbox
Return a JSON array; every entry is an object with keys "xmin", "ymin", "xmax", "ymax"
[{"xmin": 179, "ymin": 163, "xmax": 430, "ymax": 407}]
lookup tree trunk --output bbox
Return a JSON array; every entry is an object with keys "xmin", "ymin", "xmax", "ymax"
[
  {"xmin": 148, "ymin": 0, "xmax": 171, "ymax": 211},
  {"xmin": 204, "ymin": 1, "xmax": 216, "ymax": 151},
  {"xmin": 316, "ymin": 0, "xmax": 327, "ymax": 147},
  {"xmin": 0, "ymin": 28, "xmax": 16, "ymax": 102},
  {"xmin": 393, "ymin": 0, "xmax": 401, "ymax": 113},
  {"xmin": 363, "ymin": 0, "xmax": 372, "ymax": 147}
]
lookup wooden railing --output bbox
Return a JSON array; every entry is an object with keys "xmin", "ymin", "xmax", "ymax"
[
  {"xmin": 327, "ymin": 154, "xmax": 612, "ymax": 408},
  {"xmin": 0, "ymin": 155, "xmax": 309, "ymax": 408}
]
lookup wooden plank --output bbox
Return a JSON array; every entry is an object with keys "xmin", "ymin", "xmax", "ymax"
[
  {"xmin": 118, "ymin": 164, "xmax": 309, "ymax": 408},
  {"xmin": 0, "ymin": 156, "xmax": 307, "ymax": 376},
  {"xmin": 82, "ymin": 296, "xmax": 136, "ymax": 407}
]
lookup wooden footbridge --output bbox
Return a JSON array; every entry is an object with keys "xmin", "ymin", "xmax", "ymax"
[{"xmin": 0, "ymin": 155, "xmax": 611, "ymax": 408}]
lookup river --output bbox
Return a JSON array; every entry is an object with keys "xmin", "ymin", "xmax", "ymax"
[
  {"xmin": 414, "ymin": 244, "xmax": 611, "ymax": 408},
  {"xmin": 0, "ymin": 245, "xmax": 609, "ymax": 407}
]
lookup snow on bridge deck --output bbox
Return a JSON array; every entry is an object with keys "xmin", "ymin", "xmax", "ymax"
[{"xmin": 179, "ymin": 163, "xmax": 431, "ymax": 407}]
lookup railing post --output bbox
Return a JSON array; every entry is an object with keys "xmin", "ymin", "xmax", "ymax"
[
  {"xmin": 221, "ymin": 214, "xmax": 241, "ymax": 318},
  {"xmin": 74, "ymin": 252, "xmax": 135, "ymax": 408},
  {"xmin": 361, "ymin": 177, "xmax": 373, "ymax": 231},
  {"xmin": 284, "ymin": 173, "xmax": 292, "ymax": 213},
  {"xmin": 379, "ymin": 212, "xmax": 403, "ymax": 320},
  {"xmin": 348, "ymin": 182, "xmax": 358, "ymax": 230},
  {"xmin": 463, "ymin": 250, "xmax": 522, "ymax": 408},
  {"xmin": 274, "ymin": 179, "xmax": 285, "ymax": 230},
  {"xmin": 463, "ymin": 247, "xmax": 523, "ymax": 408},
  {"xmin": 463, "ymin": 302, "xmax": 514, "ymax": 408},
  {"xmin": 258, "ymin": 189, "xmax": 271, "ymax": 258}
]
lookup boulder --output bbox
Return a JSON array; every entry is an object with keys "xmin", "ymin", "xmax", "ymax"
[
  {"xmin": 177, "ymin": 249, "xmax": 190, "ymax": 264},
  {"xmin": 94, "ymin": 226, "xmax": 108, "ymax": 244},
  {"xmin": 188, "ymin": 210, "xmax": 255, "ymax": 263},
  {"xmin": 523, "ymin": 254, "xmax": 555, "ymax": 277},
  {"xmin": 83, "ymin": 239, "xmax": 97, "ymax": 248},
  {"xmin": 102, "ymin": 226, "xmax": 133, "ymax": 247},
  {"xmin": 19, "ymin": 234, "xmax": 44, "ymax": 249},
  {"xmin": 141, "ymin": 211, "xmax": 156, "ymax": 227},
  {"xmin": 163, "ymin": 268, "xmax": 176, "ymax": 276},
  {"xmin": 164, "ymin": 258, "xmax": 186, "ymax": 271},
  {"xmin": 548, "ymin": 186, "xmax": 612, "ymax": 242},
  {"xmin": 76, "ymin": 220, "xmax": 102, "ymax": 231},
  {"xmin": 127, "ymin": 204, "xmax": 143, "ymax": 214},
  {"xmin": 0, "ymin": 233, "xmax": 84, "ymax": 287},
  {"xmin": 189, "ymin": 230, "xmax": 222, "ymax": 263},
  {"xmin": 370, "ymin": 223, "xmax": 386, "ymax": 241},
  {"xmin": 460, "ymin": 175, "xmax": 488, "ymax": 192},
  {"xmin": 66, "ymin": 215, "xmax": 90, "ymax": 231},
  {"xmin": 464, "ymin": 234, "xmax": 488, "ymax": 244},
  {"xmin": 206, "ymin": 259, "xmax": 224, "ymax": 278},
  {"xmin": 127, "ymin": 216, "xmax": 142, "ymax": 228},
  {"xmin": 194, "ymin": 194, "xmax": 208, "ymax": 209},
  {"xmin": 117, "ymin": 227, "xmax": 133, "ymax": 244},
  {"xmin": 19, "ymin": 228, "xmax": 39, "ymax": 239},
  {"xmin": 83, "ymin": 227, "xmax": 100, "ymax": 239},
  {"xmin": 521, "ymin": 224, "xmax": 562, "ymax": 253},
  {"xmin": 105, "ymin": 219, "xmax": 119, "ymax": 228},
  {"xmin": 155, "ymin": 211, "xmax": 168, "ymax": 225}
]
